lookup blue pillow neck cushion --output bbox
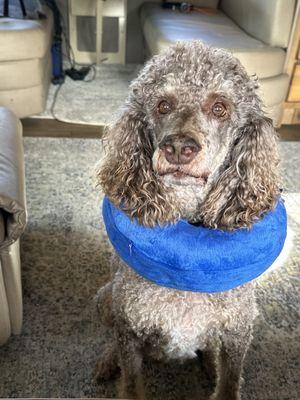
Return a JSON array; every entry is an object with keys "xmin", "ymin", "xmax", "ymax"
[{"xmin": 102, "ymin": 196, "xmax": 287, "ymax": 293}]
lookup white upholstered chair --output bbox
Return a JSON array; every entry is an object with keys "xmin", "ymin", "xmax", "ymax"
[
  {"xmin": 0, "ymin": 4, "xmax": 53, "ymax": 118},
  {"xmin": 0, "ymin": 107, "xmax": 26, "ymax": 345}
]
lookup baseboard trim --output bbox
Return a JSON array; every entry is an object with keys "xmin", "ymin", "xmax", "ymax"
[{"xmin": 22, "ymin": 118, "xmax": 104, "ymax": 138}]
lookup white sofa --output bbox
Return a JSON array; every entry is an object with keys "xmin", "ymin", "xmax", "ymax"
[{"xmin": 140, "ymin": 0, "xmax": 296, "ymax": 126}]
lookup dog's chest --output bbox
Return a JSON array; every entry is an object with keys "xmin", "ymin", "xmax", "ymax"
[{"xmin": 115, "ymin": 267, "xmax": 231, "ymax": 360}]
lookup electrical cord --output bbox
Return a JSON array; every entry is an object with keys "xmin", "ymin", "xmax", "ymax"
[
  {"xmin": 48, "ymin": 1, "xmax": 103, "ymax": 121},
  {"xmin": 50, "ymin": 81, "xmax": 63, "ymax": 120}
]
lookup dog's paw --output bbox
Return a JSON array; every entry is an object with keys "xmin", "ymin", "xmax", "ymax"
[
  {"xmin": 93, "ymin": 340, "xmax": 119, "ymax": 383},
  {"xmin": 93, "ymin": 358, "xmax": 120, "ymax": 382}
]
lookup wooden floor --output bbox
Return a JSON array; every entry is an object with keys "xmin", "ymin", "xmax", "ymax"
[{"xmin": 22, "ymin": 118, "xmax": 300, "ymax": 140}]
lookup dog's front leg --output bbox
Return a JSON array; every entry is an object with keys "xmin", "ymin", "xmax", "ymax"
[
  {"xmin": 117, "ymin": 331, "xmax": 144, "ymax": 399},
  {"xmin": 210, "ymin": 328, "xmax": 252, "ymax": 400}
]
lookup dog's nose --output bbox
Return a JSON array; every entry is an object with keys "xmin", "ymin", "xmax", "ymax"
[{"xmin": 159, "ymin": 135, "xmax": 200, "ymax": 165}]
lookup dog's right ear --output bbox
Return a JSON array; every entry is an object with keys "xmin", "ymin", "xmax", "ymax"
[
  {"xmin": 96, "ymin": 107, "xmax": 178, "ymax": 226},
  {"xmin": 198, "ymin": 116, "xmax": 280, "ymax": 230}
]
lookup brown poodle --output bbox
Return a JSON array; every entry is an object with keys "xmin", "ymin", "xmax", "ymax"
[{"xmin": 95, "ymin": 41, "xmax": 280, "ymax": 400}]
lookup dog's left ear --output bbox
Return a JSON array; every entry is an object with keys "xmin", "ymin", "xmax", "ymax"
[
  {"xmin": 96, "ymin": 105, "xmax": 178, "ymax": 227},
  {"xmin": 200, "ymin": 116, "xmax": 280, "ymax": 230}
]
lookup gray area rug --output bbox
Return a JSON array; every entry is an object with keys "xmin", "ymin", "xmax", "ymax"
[
  {"xmin": 35, "ymin": 64, "xmax": 142, "ymax": 126},
  {"xmin": 0, "ymin": 138, "xmax": 299, "ymax": 399}
]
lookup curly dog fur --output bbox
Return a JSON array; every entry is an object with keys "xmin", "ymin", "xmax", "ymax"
[{"xmin": 95, "ymin": 42, "xmax": 280, "ymax": 400}]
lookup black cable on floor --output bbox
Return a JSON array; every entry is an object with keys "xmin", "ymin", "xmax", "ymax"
[{"xmin": 46, "ymin": 0, "xmax": 101, "ymax": 121}]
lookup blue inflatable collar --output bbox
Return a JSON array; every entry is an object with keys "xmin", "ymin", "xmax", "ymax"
[{"xmin": 102, "ymin": 197, "xmax": 287, "ymax": 293}]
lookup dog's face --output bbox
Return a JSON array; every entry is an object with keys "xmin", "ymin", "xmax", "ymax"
[
  {"xmin": 151, "ymin": 87, "xmax": 231, "ymax": 188},
  {"xmin": 147, "ymin": 79, "xmax": 237, "ymax": 210},
  {"xmin": 98, "ymin": 42, "xmax": 279, "ymax": 229}
]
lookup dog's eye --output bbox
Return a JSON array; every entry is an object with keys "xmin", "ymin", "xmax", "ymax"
[
  {"xmin": 157, "ymin": 100, "xmax": 172, "ymax": 115},
  {"xmin": 212, "ymin": 102, "xmax": 227, "ymax": 118}
]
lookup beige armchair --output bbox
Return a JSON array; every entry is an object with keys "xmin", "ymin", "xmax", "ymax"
[
  {"xmin": 0, "ymin": 107, "xmax": 27, "ymax": 345},
  {"xmin": 0, "ymin": 5, "xmax": 53, "ymax": 118},
  {"xmin": 140, "ymin": 0, "xmax": 296, "ymax": 126}
]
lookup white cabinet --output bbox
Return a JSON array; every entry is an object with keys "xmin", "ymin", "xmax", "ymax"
[{"xmin": 69, "ymin": 0, "xmax": 127, "ymax": 64}]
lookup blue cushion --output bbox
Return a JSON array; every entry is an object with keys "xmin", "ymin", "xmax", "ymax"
[{"xmin": 102, "ymin": 196, "xmax": 287, "ymax": 293}]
